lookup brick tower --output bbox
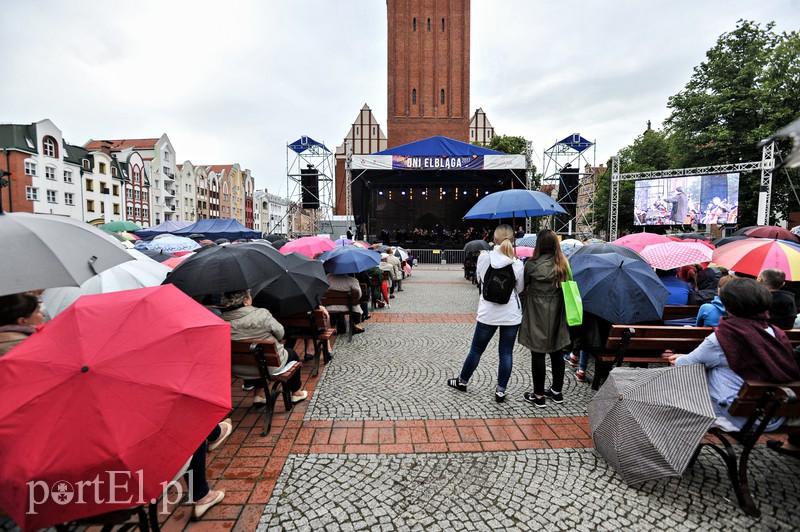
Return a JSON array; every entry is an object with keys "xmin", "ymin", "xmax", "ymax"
[{"xmin": 386, "ymin": 0, "xmax": 470, "ymax": 147}]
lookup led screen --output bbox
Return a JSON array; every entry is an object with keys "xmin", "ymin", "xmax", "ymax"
[{"xmin": 633, "ymin": 173, "xmax": 740, "ymax": 226}]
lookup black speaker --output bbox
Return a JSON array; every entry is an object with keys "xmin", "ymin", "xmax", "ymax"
[
  {"xmin": 558, "ymin": 166, "xmax": 579, "ymax": 216},
  {"xmin": 301, "ymin": 167, "xmax": 319, "ymax": 209}
]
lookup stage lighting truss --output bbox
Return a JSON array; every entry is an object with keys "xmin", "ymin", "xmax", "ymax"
[{"xmin": 286, "ymin": 136, "xmax": 335, "ymax": 237}]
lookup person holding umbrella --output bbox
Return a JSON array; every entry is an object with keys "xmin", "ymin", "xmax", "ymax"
[
  {"xmin": 221, "ymin": 289, "xmax": 308, "ymax": 405},
  {"xmin": 447, "ymin": 224, "xmax": 524, "ymax": 403},
  {"xmin": 518, "ymin": 229, "xmax": 572, "ymax": 408},
  {"xmin": 0, "ymin": 293, "xmax": 45, "ymax": 356},
  {"xmin": 670, "ymin": 278, "xmax": 800, "ymax": 432}
]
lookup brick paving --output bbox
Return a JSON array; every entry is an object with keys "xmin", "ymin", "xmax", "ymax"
[{"xmin": 3, "ymin": 266, "xmax": 798, "ymax": 530}]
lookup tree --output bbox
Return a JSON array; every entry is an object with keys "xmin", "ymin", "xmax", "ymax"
[
  {"xmin": 593, "ymin": 130, "xmax": 672, "ymax": 235},
  {"xmin": 664, "ymin": 20, "xmax": 800, "ymax": 225}
]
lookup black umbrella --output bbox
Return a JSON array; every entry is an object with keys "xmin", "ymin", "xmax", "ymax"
[
  {"xmin": 264, "ymin": 234, "xmax": 284, "ymax": 243},
  {"xmin": 270, "ymin": 238, "xmax": 289, "ymax": 250},
  {"xmin": 162, "ymin": 242, "xmax": 285, "ymax": 297},
  {"xmin": 464, "ymin": 239, "xmax": 492, "ymax": 253},
  {"xmin": 252, "ymin": 252, "xmax": 329, "ymax": 317},
  {"xmin": 712, "ymin": 235, "xmax": 749, "ymax": 248},
  {"xmin": 138, "ymin": 249, "xmax": 175, "ymax": 262},
  {"xmin": 187, "ymin": 233, "xmax": 206, "ymax": 240},
  {"xmin": 673, "ymin": 233, "xmax": 711, "ymax": 240},
  {"xmin": 571, "ymin": 243, "xmax": 648, "ymax": 263}
]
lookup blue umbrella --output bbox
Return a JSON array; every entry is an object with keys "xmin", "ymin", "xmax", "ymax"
[
  {"xmin": 570, "ymin": 253, "xmax": 669, "ymax": 324},
  {"xmin": 464, "ymin": 189, "xmax": 567, "ymax": 220},
  {"xmin": 318, "ymin": 246, "xmax": 381, "ymax": 274},
  {"xmin": 333, "ymin": 238, "xmax": 353, "ymax": 245},
  {"xmin": 142, "ymin": 236, "xmax": 200, "ymax": 254},
  {"xmin": 572, "ymin": 243, "xmax": 648, "ymax": 263}
]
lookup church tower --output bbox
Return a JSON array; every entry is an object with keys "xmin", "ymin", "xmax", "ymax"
[{"xmin": 386, "ymin": 0, "xmax": 470, "ymax": 147}]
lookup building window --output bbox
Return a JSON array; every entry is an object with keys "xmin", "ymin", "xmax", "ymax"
[
  {"xmin": 100, "ymin": 202, "xmax": 105, "ymax": 214},
  {"xmin": 100, "ymin": 182, "xmax": 107, "ymax": 194},
  {"xmin": 471, "ymin": 130, "xmax": 474, "ymax": 139},
  {"xmin": 82, "ymin": 159, "xmax": 91, "ymax": 170},
  {"xmin": 427, "ymin": 18, "xmax": 430, "ymax": 31},
  {"xmin": 142, "ymin": 191, "xmax": 148, "ymax": 202},
  {"xmin": 85, "ymin": 179, "xmax": 94, "ymax": 192},
  {"xmin": 412, "ymin": 17, "xmax": 416, "ymax": 31},
  {"xmin": 65, "ymin": 192, "xmax": 74, "ymax": 206},
  {"xmin": 25, "ymin": 161, "xmax": 36, "ymax": 176},
  {"xmin": 86, "ymin": 199, "xmax": 95, "ymax": 212},
  {"xmin": 26, "ymin": 187, "xmax": 39, "ymax": 201},
  {"xmin": 113, "ymin": 184, "xmax": 119, "ymax": 196},
  {"xmin": 43, "ymin": 136, "xmax": 57, "ymax": 157},
  {"xmin": 355, "ymin": 126, "xmax": 359, "ymax": 135},
  {"xmin": 133, "ymin": 168, "xmax": 140, "ymax": 182},
  {"xmin": 441, "ymin": 89, "xmax": 445, "ymax": 105},
  {"xmin": 126, "ymin": 188, "xmax": 132, "ymax": 199},
  {"xmin": 45, "ymin": 166, "xmax": 56, "ymax": 180},
  {"xmin": 412, "ymin": 89, "xmax": 417, "ymax": 105},
  {"xmin": 98, "ymin": 162, "xmax": 106, "ymax": 174},
  {"xmin": 135, "ymin": 207, "xmax": 141, "ymax": 218},
  {"xmin": 127, "ymin": 206, "xmax": 133, "ymax": 217},
  {"xmin": 64, "ymin": 170, "xmax": 73, "ymax": 183},
  {"xmin": 111, "ymin": 166, "xmax": 118, "ymax": 177},
  {"xmin": 163, "ymin": 151, "xmax": 170, "ymax": 162},
  {"xmin": 135, "ymin": 190, "xmax": 140, "ymax": 200},
  {"xmin": 113, "ymin": 203, "xmax": 120, "ymax": 215},
  {"xmin": 442, "ymin": 18, "xmax": 445, "ymax": 31},
  {"xmin": 47, "ymin": 189, "xmax": 57, "ymax": 203}
]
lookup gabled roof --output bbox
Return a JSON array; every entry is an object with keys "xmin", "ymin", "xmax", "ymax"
[
  {"xmin": 0, "ymin": 124, "xmax": 38, "ymax": 154},
  {"xmin": 84, "ymin": 138, "xmax": 160, "ymax": 151},
  {"xmin": 203, "ymin": 164, "xmax": 234, "ymax": 174},
  {"xmin": 63, "ymin": 143, "xmax": 89, "ymax": 166}
]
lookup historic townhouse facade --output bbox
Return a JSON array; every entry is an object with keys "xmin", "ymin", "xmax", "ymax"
[
  {"xmin": 177, "ymin": 162, "xmax": 198, "ymax": 222},
  {"xmin": 253, "ymin": 189, "xmax": 289, "ymax": 235},
  {"xmin": 81, "ymin": 147, "xmax": 125, "ymax": 224}
]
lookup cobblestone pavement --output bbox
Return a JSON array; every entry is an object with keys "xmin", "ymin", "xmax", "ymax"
[{"xmin": 257, "ymin": 266, "xmax": 800, "ymax": 531}]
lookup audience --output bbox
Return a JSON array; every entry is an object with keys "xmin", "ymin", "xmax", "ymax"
[
  {"xmin": 0, "ymin": 293, "xmax": 45, "ymax": 356},
  {"xmin": 657, "ymin": 268, "xmax": 693, "ymax": 305},
  {"xmin": 695, "ymin": 275, "xmax": 734, "ymax": 327},
  {"xmin": 757, "ymin": 268, "xmax": 798, "ymax": 330}
]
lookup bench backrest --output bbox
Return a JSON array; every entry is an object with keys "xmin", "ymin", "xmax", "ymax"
[
  {"xmin": 277, "ymin": 308, "xmax": 330, "ymax": 330},
  {"xmin": 662, "ymin": 305, "xmax": 701, "ymax": 321},
  {"xmin": 231, "ymin": 339, "xmax": 281, "ymax": 371},
  {"xmin": 321, "ymin": 288, "xmax": 359, "ymax": 310},
  {"xmin": 606, "ymin": 325, "xmax": 800, "ymax": 354},
  {"xmin": 728, "ymin": 381, "xmax": 800, "ymax": 419}
]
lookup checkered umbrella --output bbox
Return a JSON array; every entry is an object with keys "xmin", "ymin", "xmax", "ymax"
[
  {"xmin": 588, "ymin": 365, "xmax": 716, "ymax": 486},
  {"xmin": 640, "ymin": 241, "xmax": 713, "ymax": 270}
]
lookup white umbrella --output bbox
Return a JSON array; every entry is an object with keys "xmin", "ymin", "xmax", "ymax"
[
  {"xmin": 0, "ymin": 212, "xmax": 134, "ymax": 296},
  {"xmin": 42, "ymin": 250, "xmax": 172, "ymax": 318},
  {"xmin": 394, "ymin": 246, "xmax": 409, "ymax": 261}
]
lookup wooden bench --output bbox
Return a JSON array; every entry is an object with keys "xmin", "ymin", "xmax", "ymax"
[
  {"xmin": 321, "ymin": 288, "xmax": 361, "ymax": 342},
  {"xmin": 695, "ymin": 380, "xmax": 800, "ymax": 517},
  {"xmin": 662, "ymin": 304, "xmax": 701, "ymax": 321},
  {"xmin": 231, "ymin": 339, "xmax": 302, "ymax": 435},
  {"xmin": 592, "ymin": 326, "xmax": 800, "ymax": 390},
  {"xmin": 278, "ymin": 308, "xmax": 334, "ymax": 378}
]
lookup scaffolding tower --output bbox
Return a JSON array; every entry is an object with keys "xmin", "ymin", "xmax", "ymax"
[
  {"xmin": 286, "ymin": 136, "xmax": 335, "ymax": 236},
  {"xmin": 541, "ymin": 134, "xmax": 597, "ymax": 238}
]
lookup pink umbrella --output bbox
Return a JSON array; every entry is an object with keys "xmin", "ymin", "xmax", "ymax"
[
  {"xmin": 515, "ymin": 246, "xmax": 534, "ymax": 258},
  {"xmin": 280, "ymin": 236, "xmax": 336, "ymax": 258},
  {"xmin": 162, "ymin": 253, "xmax": 193, "ymax": 269},
  {"xmin": 640, "ymin": 242, "xmax": 714, "ymax": 270},
  {"xmin": 612, "ymin": 233, "xmax": 672, "ymax": 253}
]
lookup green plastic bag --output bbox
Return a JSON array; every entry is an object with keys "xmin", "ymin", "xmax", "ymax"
[{"xmin": 562, "ymin": 263, "xmax": 583, "ymax": 326}]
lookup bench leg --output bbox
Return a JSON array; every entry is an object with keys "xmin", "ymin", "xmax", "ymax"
[
  {"xmin": 261, "ymin": 385, "xmax": 281, "ymax": 436},
  {"xmin": 593, "ymin": 361, "xmax": 611, "ymax": 391},
  {"xmin": 703, "ymin": 432, "xmax": 761, "ymax": 517},
  {"xmin": 311, "ymin": 342, "xmax": 322, "ymax": 378}
]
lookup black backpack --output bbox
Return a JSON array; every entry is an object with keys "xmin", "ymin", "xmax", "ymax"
[{"xmin": 482, "ymin": 264, "xmax": 516, "ymax": 304}]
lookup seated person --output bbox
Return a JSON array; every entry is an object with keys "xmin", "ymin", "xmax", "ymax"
[
  {"xmin": 695, "ymin": 275, "xmax": 733, "ymax": 327},
  {"xmin": 325, "ymin": 273, "xmax": 365, "ymax": 334},
  {"xmin": 670, "ymin": 278, "xmax": 800, "ymax": 432},
  {"xmin": 757, "ymin": 268, "xmax": 798, "ymax": 330},
  {"xmin": 0, "ymin": 292, "xmax": 45, "ymax": 356},
  {"xmin": 221, "ymin": 289, "xmax": 308, "ymax": 405},
  {"xmin": 657, "ymin": 268, "xmax": 692, "ymax": 305},
  {"xmin": 689, "ymin": 267, "xmax": 722, "ymax": 305}
]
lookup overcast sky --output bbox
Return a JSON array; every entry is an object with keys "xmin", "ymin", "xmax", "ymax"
[{"xmin": 2, "ymin": 0, "xmax": 798, "ymax": 196}]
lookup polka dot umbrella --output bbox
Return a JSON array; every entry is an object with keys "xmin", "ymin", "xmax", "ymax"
[{"xmin": 640, "ymin": 241, "xmax": 714, "ymax": 270}]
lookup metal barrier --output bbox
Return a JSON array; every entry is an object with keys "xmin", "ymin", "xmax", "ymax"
[{"xmin": 408, "ymin": 249, "xmax": 465, "ymax": 264}]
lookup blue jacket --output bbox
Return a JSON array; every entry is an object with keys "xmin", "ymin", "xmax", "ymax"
[
  {"xmin": 696, "ymin": 296, "xmax": 726, "ymax": 327},
  {"xmin": 659, "ymin": 274, "xmax": 692, "ymax": 305}
]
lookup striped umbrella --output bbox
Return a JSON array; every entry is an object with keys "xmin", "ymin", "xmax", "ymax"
[
  {"xmin": 711, "ymin": 238, "xmax": 800, "ymax": 280},
  {"xmin": 588, "ymin": 364, "xmax": 716, "ymax": 486},
  {"xmin": 640, "ymin": 241, "xmax": 713, "ymax": 270}
]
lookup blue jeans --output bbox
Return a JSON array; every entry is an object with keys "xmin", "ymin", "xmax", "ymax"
[{"xmin": 459, "ymin": 321, "xmax": 520, "ymax": 391}]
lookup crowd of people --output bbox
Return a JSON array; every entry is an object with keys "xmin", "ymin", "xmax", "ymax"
[{"xmin": 448, "ymin": 225, "xmax": 800, "ymax": 449}]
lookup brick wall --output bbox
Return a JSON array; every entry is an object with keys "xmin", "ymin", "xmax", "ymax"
[{"xmin": 0, "ymin": 151, "xmax": 33, "ymax": 213}]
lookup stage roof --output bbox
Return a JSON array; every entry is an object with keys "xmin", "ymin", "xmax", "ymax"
[
  {"xmin": 351, "ymin": 135, "xmax": 526, "ymax": 171},
  {"xmin": 289, "ymin": 136, "xmax": 330, "ymax": 154},
  {"xmin": 555, "ymin": 134, "xmax": 594, "ymax": 153}
]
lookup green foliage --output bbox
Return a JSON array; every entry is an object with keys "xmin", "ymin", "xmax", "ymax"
[
  {"xmin": 664, "ymin": 20, "xmax": 800, "ymax": 225},
  {"xmin": 487, "ymin": 135, "xmax": 527, "ymax": 154}
]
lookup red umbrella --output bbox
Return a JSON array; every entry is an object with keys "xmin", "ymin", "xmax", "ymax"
[
  {"xmin": 640, "ymin": 241, "xmax": 714, "ymax": 270},
  {"xmin": 280, "ymin": 236, "xmax": 336, "ymax": 258},
  {"xmin": 0, "ymin": 285, "xmax": 231, "ymax": 529},
  {"xmin": 744, "ymin": 226, "xmax": 800, "ymax": 243},
  {"xmin": 161, "ymin": 253, "xmax": 193, "ymax": 269},
  {"xmin": 612, "ymin": 233, "xmax": 672, "ymax": 253}
]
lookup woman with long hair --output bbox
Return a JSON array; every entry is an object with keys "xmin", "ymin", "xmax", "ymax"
[
  {"xmin": 447, "ymin": 224, "xmax": 524, "ymax": 402},
  {"xmin": 518, "ymin": 229, "xmax": 571, "ymax": 407}
]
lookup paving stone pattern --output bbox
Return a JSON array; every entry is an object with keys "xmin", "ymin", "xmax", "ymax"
[{"xmin": 258, "ymin": 448, "xmax": 800, "ymax": 531}]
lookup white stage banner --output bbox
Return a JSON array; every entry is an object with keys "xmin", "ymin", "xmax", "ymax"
[
  {"xmin": 483, "ymin": 154, "xmax": 527, "ymax": 170},
  {"xmin": 351, "ymin": 155, "xmax": 393, "ymax": 170}
]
